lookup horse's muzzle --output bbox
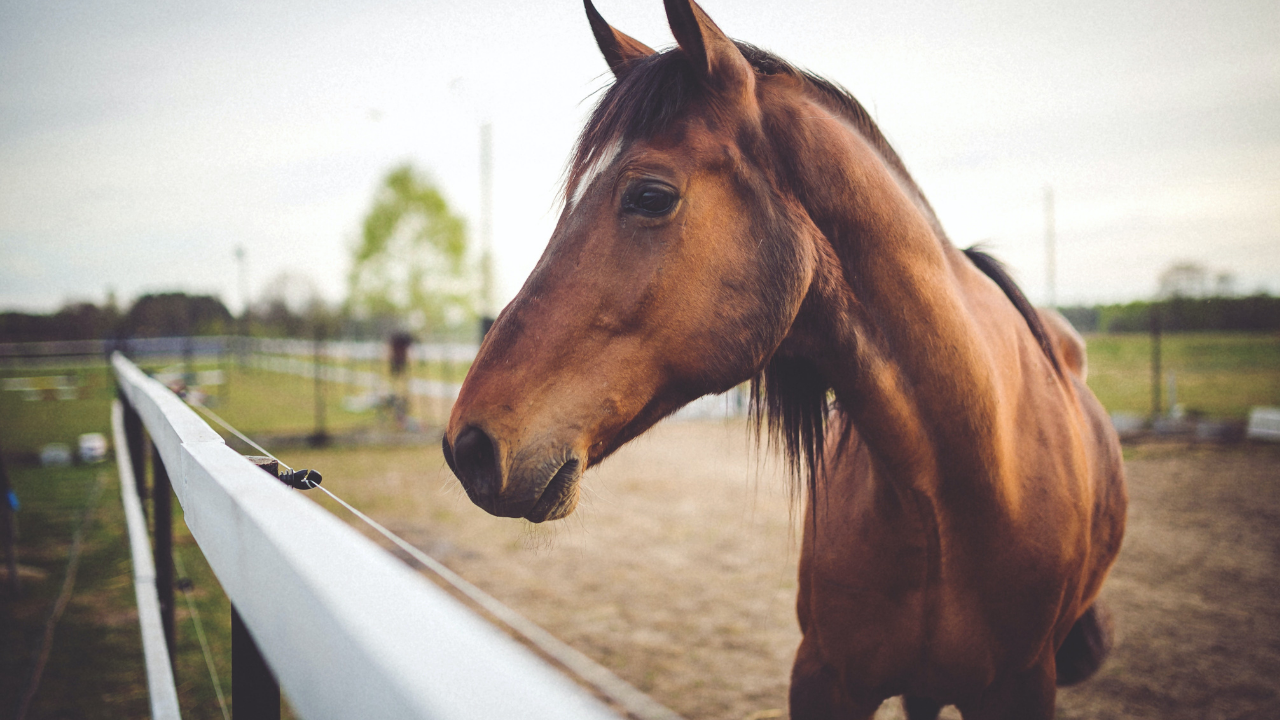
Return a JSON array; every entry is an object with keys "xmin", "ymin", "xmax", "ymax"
[{"xmin": 442, "ymin": 427, "xmax": 583, "ymax": 523}]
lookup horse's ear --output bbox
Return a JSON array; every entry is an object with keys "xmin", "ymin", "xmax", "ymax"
[
  {"xmin": 663, "ymin": 0, "xmax": 754, "ymax": 99},
  {"xmin": 585, "ymin": 0, "xmax": 656, "ymax": 80}
]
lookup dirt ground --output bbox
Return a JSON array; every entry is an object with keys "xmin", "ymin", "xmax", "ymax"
[{"xmin": 295, "ymin": 421, "xmax": 1280, "ymax": 720}]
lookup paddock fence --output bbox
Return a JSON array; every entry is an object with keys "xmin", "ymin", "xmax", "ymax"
[
  {"xmin": 111, "ymin": 351, "xmax": 628, "ymax": 719},
  {"xmin": 2, "ymin": 336, "xmax": 751, "ymax": 422}
]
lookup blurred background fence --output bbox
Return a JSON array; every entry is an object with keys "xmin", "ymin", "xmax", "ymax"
[
  {"xmin": 3, "ymin": 329, "xmax": 1279, "ymax": 458},
  {"xmin": 0, "ymin": 334, "xmax": 756, "ymax": 463}
]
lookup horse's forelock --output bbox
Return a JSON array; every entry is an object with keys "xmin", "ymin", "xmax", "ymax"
[{"xmin": 566, "ymin": 42, "xmax": 796, "ymax": 205}]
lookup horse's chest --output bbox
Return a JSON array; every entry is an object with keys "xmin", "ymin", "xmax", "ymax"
[
  {"xmin": 802, "ymin": 482, "xmax": 1073, "ymax": 693},
  {"xmin": 802, "ymin": 483, "xmax": 935, "ymax": 664}
]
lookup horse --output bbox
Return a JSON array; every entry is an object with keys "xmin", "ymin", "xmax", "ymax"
[{"xmin": 442, "ymin": 1, "xmax": 1127, "ymax": 717}]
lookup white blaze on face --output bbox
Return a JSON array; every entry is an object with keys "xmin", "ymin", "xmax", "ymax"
[{"xmin": 569, "ymin": 139, "xmax": 623, "ymax": 210}]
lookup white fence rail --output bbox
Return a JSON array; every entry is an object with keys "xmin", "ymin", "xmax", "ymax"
[
  {"xmin": 1246, "ymin": 406, "xmax": 1280, "ymax": 442},
  {"xmin": 112, "ymin": 352, "xmax": 620, "ymax": 719},
  {"xmin": 111, "ymin": 401, "xmax": 182, "ymax": 720}
]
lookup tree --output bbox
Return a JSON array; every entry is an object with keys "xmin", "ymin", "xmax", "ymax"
[
  {"xmin": 120, "ymin": 293, "xmax": 233, "ymax": 337},
  {"xmin": 1157, "ymin": 261, "xmax": 1208, "ymax": 299},
  {"xmin": 250, "ymin": 271, "xmax": 331, "ymax": 337},
  {"xmin": 0, "ymin": 302, "xmax": 120, "ymax": 342},
  {"xmin": 347, "ymin": 164, "xmax": 475, "ymax": 333}
]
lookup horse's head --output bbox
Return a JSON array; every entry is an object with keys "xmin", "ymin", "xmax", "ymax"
[{"xmin": 444, "ymin": 0, "xmax": 830, "ymax": 522}]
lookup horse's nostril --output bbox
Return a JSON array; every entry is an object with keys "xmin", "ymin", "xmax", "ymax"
[
  {"xmin": 451, "ymin": 425, "xmax": 502, "ymax": 500},
  {"xmin": 441, "ymin": 435, "xmax": 458, "ymax": 475}
]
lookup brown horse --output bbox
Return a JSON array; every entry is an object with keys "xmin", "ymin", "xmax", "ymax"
[{"xmin": 443, "ymin": 1, "xmax": 1126, "ymax": 717}]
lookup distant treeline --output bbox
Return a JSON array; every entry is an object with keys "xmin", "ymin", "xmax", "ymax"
[
  {"xmin": 0, "ymin": 292, "xmax": 458, "ymax": 343},
  {"xmin": 1059, "ymin": 294, "xmax": 1280, "ymax": 334},
  {"xmin": 5, "ymin": 292, "xmax": 1279, "ymax": 343},
  {"xmin": 3, "ymin": 293, "xmax": 236, "ymax": 343}
]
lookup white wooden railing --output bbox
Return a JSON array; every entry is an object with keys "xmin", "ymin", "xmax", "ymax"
[{"xmin": 112, "ymin": 351, "xmax": 620, "ymax": 719}]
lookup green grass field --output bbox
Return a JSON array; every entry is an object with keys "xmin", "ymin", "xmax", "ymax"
[
  {"xmin": 0, "ymin": 459, "xmax": 297, "ymax": 719},
  {"xmin": 0, "ymin": 365, "xmax": 117, "ymax": 459},
  {"xmin": 0, "ymin": 358, "xmax": 466, "ymax": 456},
  {"xmin": 0, "ymin": 333, "xmax": 1274, "ymax": 462},
  {"xmin": 1083, "ymin": 332, "xmax": 1280, "ymax": 419},
  {"xmin": 0, "ymin": 464, "xmax": 149, "ymax": 718},
  {"xmin": 0, "ymin": 407, "xmax": 300, "ymax": 718},
  {"xmin": 0, "ymin": 355, "xmax": 459, "ymax": 717}
]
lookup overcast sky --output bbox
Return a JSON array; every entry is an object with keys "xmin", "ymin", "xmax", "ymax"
[{"xmin": 1, "ymin": 0, "xmax": 1276, "ymax": 316}]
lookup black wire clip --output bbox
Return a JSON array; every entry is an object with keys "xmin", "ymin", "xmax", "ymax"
[{"xmin": 279, "ymin": 469, "xmax": 322, "ymax": 490}]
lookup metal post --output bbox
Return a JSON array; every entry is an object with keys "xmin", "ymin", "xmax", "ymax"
[
  {"xmin": 346, "ymin": 344, "xmax": 356, "ymax": 391},
  {"xmin": 121, "ymin": 394, "xmax": 148, "ymax": 519},
  {"xmin": 442, "ymin": 343, "xmax": 453, "ymax": 424},
  {"xmin": 220, "ymin": 336, "xmax": 228, "ymax": 404},
  {"xmin": 1044, "ymin": 185, "xmax": 1056, "ymax": 308},
  {"xmin": 430, "ymin": 339, "xmax": 442, "ymax": 427},
  {"xmin": 0, "ymin": 444, "xmax": 18, "ymax": 594},
  {"xmin": 1150, "ymin": 304, "xmax": 1162, "ymax": 420},
  {"xmin": 184, "ymin": 335, "xmax": 196, "ymax": 389},
  {"xmin": 236, "ymin": 244, "xmax": 249, "ymax": 370},
  {"xmin": 234, "ymin": 456, "xmax": 281, "ymax": 719},
  {"xmin": 310, "ymin": 326, "xmax": 329, "ymax": 447},
  {"xmin": 232, "ymin": 606, "xmax": 280, "ymax": 720},
  {"xmin": 479, "ymin": 122, "xmax": 496, "ymax": 319},
  {"xmin": 151, "ymin": 442, "xmax": 175, "ymax": 660}
]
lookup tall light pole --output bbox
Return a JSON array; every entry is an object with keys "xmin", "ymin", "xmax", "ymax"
[
  {"xmin": 1044, "ymin": 186, "xmax": 1056, "ymax": 308},
  {"xmin": 479, "ymin": 122, "xmax": 495, "ymax": 321},
  {"xmin": 450, "ymin": 78, "xmax": 498, "ymax": 333},
  {"xmin": 235, "ymin": 245, "xmax": 249, "ymax": 367},
  {"xmin": 235, "ymin": 245, "xmax": 249, "ymax": 319}
]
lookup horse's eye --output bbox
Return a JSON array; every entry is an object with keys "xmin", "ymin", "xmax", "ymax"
[{"xmin": 624, "ymin": 186, "xmax": 677, "ymax": 217}]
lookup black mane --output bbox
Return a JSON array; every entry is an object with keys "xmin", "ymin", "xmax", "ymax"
[{"xmin": 963, "ymin": 247, "xmax": 1063, "ymax": 375}]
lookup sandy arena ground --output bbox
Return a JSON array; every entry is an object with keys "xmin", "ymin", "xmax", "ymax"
[{"xmin": 301, "ymin": 421, "xmax": 1280, "ymax": 720}]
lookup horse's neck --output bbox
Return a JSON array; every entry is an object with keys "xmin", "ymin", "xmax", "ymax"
[{"xmin": 783, "ymin": 102, "xmax": 1015, "ymax": 500}]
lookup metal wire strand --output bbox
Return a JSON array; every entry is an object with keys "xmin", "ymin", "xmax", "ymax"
[
  {"xmin": 305, "ymin": 480, "xmax": 682, "ymax": 720},
  {"xmin": 186, "ymin": 398, "xmax": 295, "ymax": 473},
  {"xmin": 173, "ymin": 549, "xmax": 231, "ymax": 720},
  {"xmin": 15, "ymin": 472, "xmax": 107, "ymax": 720}
]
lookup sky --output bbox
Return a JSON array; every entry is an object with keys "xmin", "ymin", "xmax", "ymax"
[{"xmin": 1, "ymin": 0, "xmax": 1277, "ymax": 316}]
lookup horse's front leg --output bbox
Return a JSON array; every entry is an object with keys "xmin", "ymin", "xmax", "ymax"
[
  {"xmin": 789, "ymin": 635, "xmax": 881, "ymax": 720},
  {"xmin": 957, "ymin": 657, "xmax": 1057, "ymax": 720}
]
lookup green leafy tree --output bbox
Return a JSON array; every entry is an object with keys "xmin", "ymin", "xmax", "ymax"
[
  {"xmin": 347, "ymin": 164, "xmax": 475, "ymax": 333},
  {"xmin": 122, "ymin": 293, "xmax": 233, "ymax": 337}
]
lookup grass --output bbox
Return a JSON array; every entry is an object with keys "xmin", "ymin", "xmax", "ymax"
[
  {"xmin": 0, "ymin": 457, "xmax": 297, "ymax": 719},
  {"xmin": 1084, "ymin": 332, "xmax": 1280, "ymax": 419},
  {"xmin": 193, "ymin": 364, "xmax": 380, "ymax": 437},
  {"xmin": 174, "ymin": 358, "xmax": 463, "ymax": 437},
  {"xmin": 0, "ymin": 365, "xmax": 116, "ymax": 458},
  {"xmin": 0, "ymin": 357, "xmax": 464, "ymax": 456},
  {"xmin": 1, "ymin": 463, "xmax": 149, "ymax": 718},
  {"xmin": 0, "ymin": 362, "xmax": 299, "ymax": 718}
]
